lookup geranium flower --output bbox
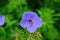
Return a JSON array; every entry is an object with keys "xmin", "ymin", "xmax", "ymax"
[
  {"xmin": 20, "ymin": 12, "xmax": 42, "ymax": 33},
  {"xmin": 0, "ymin": 15, "xmax": 5, "ymax": 26}
]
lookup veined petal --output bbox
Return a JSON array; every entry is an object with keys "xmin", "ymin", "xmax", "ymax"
[
  {"xmin": 23, "ymin": 12, "xmax": 38, "ymax": 19},
  {"xmin": 20, "ymin": 18, "xmax": 28, "ymax": 28},
  {"xmin": 34, "ymin": 17, "xmax": 42, "ymax": 28},
  {"xmin": 27, "ymin": 24, "xmax": 37, "ymax": 33}
]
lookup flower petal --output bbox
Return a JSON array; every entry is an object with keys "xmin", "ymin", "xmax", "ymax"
[
  {"xmin": 27, "ymin": 24, "xmax": 37, "ymax": 33},
  {"xmin": 0, "ymin": 21, "xmax": 4, "ymax": 25},
  {"xmin": 23, "ymin": 12, "xmax": 38, "ymax": 19},
  {"xmin": 20, "ymin": 18, "xmax": 28, "ymax": 28},
  {"xmin": 34, "ymin": 17, "xmax": 42, "ymax": 28},
  {"xmin": 0, "ymin": 15, "xmax": 5, "ymax": 26}
]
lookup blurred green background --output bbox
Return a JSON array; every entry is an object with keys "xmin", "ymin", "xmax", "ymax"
[{"xmin": 0, "ymin": 0, "xmax": 60, "ymax": 40}]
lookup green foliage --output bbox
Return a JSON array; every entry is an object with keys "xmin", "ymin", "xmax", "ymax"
[
  {"xmin": 37, "ymin": 8, "xmax": 59, "ymax": 40},
  {"xmin": 0, "ymin": 0, "xmax": 60, "ymax": 40}
]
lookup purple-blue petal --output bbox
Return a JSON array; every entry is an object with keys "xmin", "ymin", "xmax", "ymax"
[
  {"xmin": 20, "ymin": 18, "xmax": 28, "ymax": 28},
  {"xmin": 0, "ymin": 15, "xmax": 5, "ymax": 26},
  {"xmin": 33, "ymin": 17, "xmax": 42, "ymax": 28},
  {"xmin": 27, "ymin": 24, "xmax": 37, "ymax": 33},
  {"xmin": 23, "ymin": 12, "xmax": 38, "ymax": 19}
]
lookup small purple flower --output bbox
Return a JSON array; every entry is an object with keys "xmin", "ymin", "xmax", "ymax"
[
  {"xmin": 0, "ymin": 15, "xmax": 5, "ymax": 26},
  {"xmin": 20, "ymin": 12, "xmax": 42, "ymax": 33}
]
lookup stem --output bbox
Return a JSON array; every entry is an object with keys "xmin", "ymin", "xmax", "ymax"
[{"xmin": 29, "ymin": 33, "xmax": 33, "ymax": 40}]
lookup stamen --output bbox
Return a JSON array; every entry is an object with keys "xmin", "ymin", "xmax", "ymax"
[
  {"xmin": 29, "ymin": 19, "xmax": 32, "ymax": 22},
  {"xmin": 29, "ymin": 19, "xmax": 33, "ymax": 26}
]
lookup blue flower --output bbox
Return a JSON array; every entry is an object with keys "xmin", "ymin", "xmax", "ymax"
[
  {"xmin": 0, "ymin": 15, "xmax": 5, "ymax": 26},
  {"xmin": 20, "ymin": 12, "xmax": 42, "ymax": 33}
]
